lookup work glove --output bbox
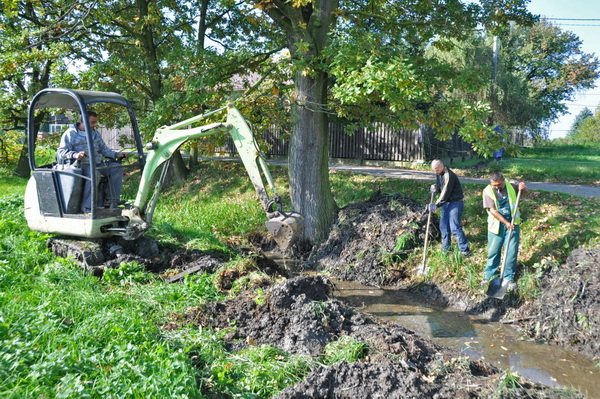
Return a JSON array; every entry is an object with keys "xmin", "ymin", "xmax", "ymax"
[
  {"xmin": 427, "ymin": 203, "xmax": 437, "ymax": 212},
  {"xmin": 430, "ymin": 184, "xmax": 437, "ymax": 193}
]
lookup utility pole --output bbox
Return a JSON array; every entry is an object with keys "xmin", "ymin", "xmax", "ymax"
[
  {"xmin": 491, "ymin": 34, "xmax": 503, "ymax": 163},
  {"xmin": 492, "ymin": 35, "xmax": 499, "ymax": 83}
]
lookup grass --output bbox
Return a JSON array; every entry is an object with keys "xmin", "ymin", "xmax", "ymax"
[
  {"xmin": 0, "ymin": 162, "xmax": 361, "ymax": 398},
  {"xmin": 447, "ymin": 144, "xmax": 600, "ymax": 186},
  {"xmin": 1, "ymin": 141, "xmax": 599, "ymax": 397}
]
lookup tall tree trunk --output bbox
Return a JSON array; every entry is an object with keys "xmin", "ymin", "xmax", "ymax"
[
  {"xmin": 136, "ymin": 0, "xmax": 162, "ymax": 100},
  {"xmin": 289, "ymin": 71, "xmax": 337, "ymax": 244},
  {"xmin": 166, "ymin": 150, "xmax": 189, "ymax": 186},
  {"xmin": 189, "ymin": 142, "xmax": 199, "ymax": 168},
  {"xmin": 196, "ymin": 0, "xmax": 209, "ymax": 57},
  {"xmin": 14, "ymin": 143, "xmax": 30, "ymax": 178},
  {"xmin": 263, "ymin": 0, "xmax": 339, "ymax": 245}
]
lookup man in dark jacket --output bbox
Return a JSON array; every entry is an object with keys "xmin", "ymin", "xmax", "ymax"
[{"xmin": 428, "ymin": 159, "xmax": 471, "ymax": 256}]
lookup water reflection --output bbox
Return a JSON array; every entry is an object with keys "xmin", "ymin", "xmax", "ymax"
[{"xmin": 333, "ymin": 279, "xmax": 598, "ymax": 399}]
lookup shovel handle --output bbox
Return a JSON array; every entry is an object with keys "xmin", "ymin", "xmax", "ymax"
[{"xmin": 420, "ymin": 191, "xmax": 435, "ymax": 269}]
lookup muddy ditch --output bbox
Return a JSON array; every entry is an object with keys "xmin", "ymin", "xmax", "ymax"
[
  {"xmin": 309, "ymin": 191, "xmax": 600, "ymax": 363},
  {"xmin": 180, "ymin": 275, "xmax": 581, "ymax": 398}
]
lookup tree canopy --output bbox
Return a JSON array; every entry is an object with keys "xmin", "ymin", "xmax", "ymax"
[{"xmin": 569, "ymin": 107, "xmax": 593, "ymax": 136}]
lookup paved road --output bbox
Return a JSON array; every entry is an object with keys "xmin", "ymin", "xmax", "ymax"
[
  {"xmin": 326, "ymin": 164, "xmax": 600, "ymax": 198},
  {"xmin": 203, "ymin": 157, "xmax": 600, "ymax": 198}
]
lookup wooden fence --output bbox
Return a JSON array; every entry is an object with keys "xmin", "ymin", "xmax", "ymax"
[{"xmin": 222, "ymin": 122, "xmax": 474, "ymax": 162}]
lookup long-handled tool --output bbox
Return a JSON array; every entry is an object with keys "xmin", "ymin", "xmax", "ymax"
[
  {"xmin": 417, "ymin": 191, "xmax": 435, "ymax": 276},
  {"xmin": 486, "ymin": 189, "xmax": 522, "ymax": 299}
]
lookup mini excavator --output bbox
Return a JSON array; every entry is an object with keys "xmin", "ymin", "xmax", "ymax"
[{"xmin": 24, "ymin": 88, "xmax": 303, "ymax": 273}]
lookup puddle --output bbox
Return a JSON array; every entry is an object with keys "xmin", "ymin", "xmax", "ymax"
[
  {"xmin": 266, "ymin": 253, "xmax": 599, "ymax": 398},
  {"xmin": 334, "ymin": 279, "xmax": 599, "ymax": 399}
]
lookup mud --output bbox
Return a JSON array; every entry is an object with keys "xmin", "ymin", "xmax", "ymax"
[
  {"xmin": 522, "ymin": 247, "xmax": 600, "ymax": 360},
  {"xmin": 48, "ymin": 236, "xmax": 230, "ymax": 280},
  {"xmin": 182, "ymin": 275, "xmax": 581, "ymax": 398},
  {"xmin": 311, "ymin": 191, "xmax": 439, "ymax": 286},
  {"xmin": 51, "ymin": 190, "xmax": 597, "ymax": 397}
]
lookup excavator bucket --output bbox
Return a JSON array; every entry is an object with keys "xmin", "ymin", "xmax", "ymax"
[{"xmin": 265, "ymin": 211, "xmax": 304, "ymax": 250}]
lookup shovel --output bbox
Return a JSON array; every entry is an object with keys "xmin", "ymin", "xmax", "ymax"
[
  {"xmin": 416, "ymin": 191, "xmax": 435, "ymax": 276},
  {"xmin": 486, "ymin": 189, "xmax": 522, "ymax": 299}
]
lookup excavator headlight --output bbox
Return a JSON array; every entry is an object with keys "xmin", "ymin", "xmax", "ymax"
[{"xmin": 146, "ymin": 141, "xmax": 158, "ymax": 150}]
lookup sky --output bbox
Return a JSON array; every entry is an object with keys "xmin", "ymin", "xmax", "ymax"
[{"xmin": 526, "ymin": 0, "xmax": 600, "ymax": 139}]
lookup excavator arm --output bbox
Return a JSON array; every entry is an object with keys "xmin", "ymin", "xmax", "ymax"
[{"xmin": 121, "ymin": 104, "xmax": 303, "ymax": 249}]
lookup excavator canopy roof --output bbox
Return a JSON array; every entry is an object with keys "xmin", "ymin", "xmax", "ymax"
[{"xmin": 31, "ymin": 88, "xmax": 131, "ymax": 110}]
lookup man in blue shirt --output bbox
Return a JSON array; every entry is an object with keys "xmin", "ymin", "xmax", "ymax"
[{"xmin": 57, "ymin": 111, "xmax": 126, "ymax": 213}]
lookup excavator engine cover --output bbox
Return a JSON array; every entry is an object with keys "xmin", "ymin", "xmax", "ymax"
[{"xmin": 265, "ymin": 212, "xmax": 304, "ymax": 250}]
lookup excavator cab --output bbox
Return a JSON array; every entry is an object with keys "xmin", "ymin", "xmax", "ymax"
[
  {"xmin": 24, "ymin": 88, "xmax": 303, "ymax": 252},
  {"xmin": 24, "ymin": 88, "xmax": 146, "ymax": 239}
]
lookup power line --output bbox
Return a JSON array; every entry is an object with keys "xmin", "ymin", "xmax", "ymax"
[
  {"xmin": 544, "ymin": 17, "xmax": 600, "ymax": 26},
  {"xmin": 545, "ymin": 18, "xmax": 600, "ymax": 21},
  {"xmin": 553, "ymin": 24, "xmax": 600, "ymax": 27}
]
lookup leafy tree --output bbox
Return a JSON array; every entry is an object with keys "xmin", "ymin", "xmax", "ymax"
[
  {"xmin": 253, "ymin": 0, "xmax": 534, "ymax": 243},
  {"xmin": 568, "ymin": 107, "xmax": 593, "ymax": 137},
  {"xmin": 426, "ymin": 20, "xmax": 600, "ymax": 146},
  {"xmin": 569, "ymin": 105, "xmax": 600, "ymax": 144},
  {"xmin": 0, "ymin": 0, "xmax": 92, "ymax": 176},
  {"xmin": 499, "ymin": 20, "xmax": 599, "ymax": 141}
]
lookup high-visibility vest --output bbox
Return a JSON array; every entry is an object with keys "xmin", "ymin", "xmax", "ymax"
[{"xmin": 483, "ymin": 183, "xmax": 520, "ymax": 234}]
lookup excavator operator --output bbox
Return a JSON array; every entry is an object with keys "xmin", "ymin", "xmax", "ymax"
[{"xmin": 56, "ymin": 110, "xmax": 127, "ymax": 213}]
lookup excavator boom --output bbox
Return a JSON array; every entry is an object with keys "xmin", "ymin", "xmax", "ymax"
[
  {"xmin": 24, "ymin": 89, "xmax": 303, "ymax": 256},
  {"xmin": 125, "ymin": 104, "xmax": 304, "ymax": 248}
]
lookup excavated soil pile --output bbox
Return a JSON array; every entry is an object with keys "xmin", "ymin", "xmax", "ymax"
[
  {"xmin": 183, "ymin": 275, "xmax": 581, "ymax": 398},
  {"xmin": 311, "ymin": 191, "xmax": 438, "ymax": 286},
  {"xmin": 524, "ymin": 246, "xmax": 600, "ymax": 361}
]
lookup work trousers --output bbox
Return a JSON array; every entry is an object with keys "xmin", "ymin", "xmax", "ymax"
[
  {"xmin": 484, "ymin": 224, "xmax": 520, "ymax": 281},
  {"xmin": 440, "ymin": 201, "xmax": 470, "ymax": 254},
  {"xmin": 81, "ymin": 162, "xmax": 123, "ymax": 212}
]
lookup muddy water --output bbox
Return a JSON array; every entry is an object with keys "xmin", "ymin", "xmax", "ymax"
[
  {"xmin": 268, "ymin": 253, "xmax": 599, "ymax": 398},
  {"xmin": 333, "ymin": 280, "xmax": 599, "ymax": 399}
]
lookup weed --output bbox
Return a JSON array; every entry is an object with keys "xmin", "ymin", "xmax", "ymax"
[
  {"xmin": 378, "ymin": 249, "xmax": 401, "ymax": 268},
  {"xmin": 494, "ymin": 370, "xmax": 525, "ymax": 396},
  {"xmin": 322, "ymin": 335, "xmax": 367, "ymax": 364},
  {"xmin": 102, "ymin": 261, "xmax": 157, "ymax": 285},
  {"xmin": 199, "ymin": 341, "xmax": 318, "ymax": 397},
  {"xmin": 254, "ymin": 287, "xmax": 267, "ymax": 306},
  {"xmin": 312, "ymin": 301, "xmax": 330, "ymax": 326},
  {"xmin": 576, "ymin": 312, "xmax": 590, "ymax": 330},
  {"xmin": 344, "ymin": 263, "xmax": 355, "ymax": 273},
  {"xmin": 394, "ymin": 224, "xmax": 417, "ymax": 251},
  {"xmin": 435, "ymin": 356, "xmax": 471, "ymax": 375}
]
